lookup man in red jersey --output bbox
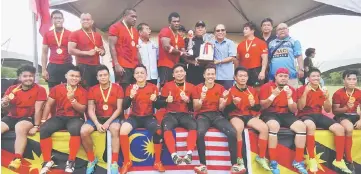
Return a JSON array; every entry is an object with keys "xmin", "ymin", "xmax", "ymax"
[
  {"xmin": 158, "ymin": 12, "xmax": 188, "ymax": 87},
  {"xmin": 109, "ymin": 8, "xmax": 139, "ymax": 91},
  {"xmin": 2, "ymin": 65, "xmax": 47, "ymax": 170},
  {"xmin": 332, "ymin": 69, "xmax": 361, "ymax": 172},
  {"xmin": 259, "ymin": 68, "xmax": 307, "ymax": 174},
  {"xmin": 192, "ymin": 64, "xmax": 241, "ymax": 174},
  {"xmin": 80, "ymin": 65, "xmax": 124, "ymax": 174},
  {"xmin": 42, "ymin": 10, "xmax": 73, "ymax": 89},
  {"xmin": 224, "ymin": 66, "xmax": 270, "ymax": 173},
  {"xmin": 236, "ymin": 22, "xmax": 268, "ymax": 89},
  {"xmin": 69, "ymin": 13, "xmax": 105, "ymax": 88},
  {"xmin": 39, "ymin": 66, "xmax": 87, "ymax": 174},
  {"xmin": 119, "ymin": 65, "xmax": 164, "ymax": 174},
  {"xmin": 157, "ymin": 63, "xmax": 197, "ymax": 165}
]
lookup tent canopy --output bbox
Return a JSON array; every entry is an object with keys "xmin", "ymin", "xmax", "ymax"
[{"xmin": 50, "ymin": 0, "xmax": 361, "ymax": 33}]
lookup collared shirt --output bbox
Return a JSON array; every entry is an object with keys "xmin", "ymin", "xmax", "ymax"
[
  {"xmin": 138, "ymin": 38, "xmax": 158, "ymax": 80},
  {"xmin": 261, "ymin": 34, "xmax": 277, "ymax": 46},
  {"xmin": 212, "ymin": 38, "xmax": 236, "ymax": 80},
  {"xmin": 268, "ymin": 36, "xmax": 302, "ymax": 80}
]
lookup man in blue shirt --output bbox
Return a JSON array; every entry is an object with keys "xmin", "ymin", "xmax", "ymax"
[
  {"xmin": 212, "ymin": 24, "xmax": 237, "ymax": 90},
  {"xmin": 268, "ymin": 23, "xmax": 304, "ymax": 88}
]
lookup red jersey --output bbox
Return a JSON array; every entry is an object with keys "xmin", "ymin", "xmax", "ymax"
[
  {"xmin": 237, "ymin": 37, "xmax": 268, "ymax": 69},
  {"xmin": 126, "ymin": 83, "xmax": 158, "ymax": 116},
  {"xmin": 108, "ymin": 22, "xmax": 139, "ymax": 68},
  {"xmin": 297, "ymin": 85, "xmax": 326, "ymax": 116},
  {"xmin": 332, "ymin": 88, "xmax": 361, "ymax": 113},
  {"xmin": 69, "ymin": 29, "xmax": 103, "ymax": 65},
  {"xmin": 88, "ymin": 83, "xmax": 124, "ymax": 117},
  {"xmin": 43, "ymin": 29, "xmax": 72, "ymax": 64},
  {"xmin": 227, "ymin": 86, "xmax": 259, "ymax": 116},
  {"xmin": 5, "ymin": 84, "xmax": 47, "ymax": 118},
  {"xmin": 192, "ymin": 83, "xmax": 225, "ymax": 113},
  {"xmin": 49, "ymin": 84, "xmax": 87, "ymax": 117},
  {"xmin": 158, "ymin": 27, "xmax": 185, "ymax": 68},
  {"xmin": 161, "ymin": 81, "xmax": 195, "ymax": 113},
  {"xmin": 259, "ymin": 82, "xmax": 297, "ymax": 114}
]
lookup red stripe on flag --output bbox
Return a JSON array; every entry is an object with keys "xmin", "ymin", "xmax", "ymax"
[
  {"xmin": 191, "ymin": 156, "xmax": 230, "ymax": 161},
  {"xmin": 129, "ymin": 165, "xmax": 231, "ymax": 171},
  {"xmin": 177, "ymin": 136, "xmax": 227, "ymax": 142},
  {"xmin": 177, "ymin": 146, "xmax": 230, "ymax": 151},
  {"xmin": 175, "ymin": 128, "xmax": 221, "ymax": 133}
]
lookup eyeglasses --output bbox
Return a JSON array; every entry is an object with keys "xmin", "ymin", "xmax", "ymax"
[
  {"xmin": 216, "ymin": 29, "xmax": 226, "ymax": 32},
  {"xmin": 277, "ymin": 27, "xmax": 288, "ymax": 31}
]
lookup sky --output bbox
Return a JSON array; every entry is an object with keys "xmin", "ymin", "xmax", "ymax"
[{"xmin": 1, "ymin": 0, "xmax": 361, "ymax": 71}]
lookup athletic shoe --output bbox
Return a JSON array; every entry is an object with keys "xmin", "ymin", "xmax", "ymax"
[
  {"xmin": 269, "ymin": 160, "xmax": 280, "ymax": 174},
  {"xmin": 153, "ymin": 162, "xmax": 165, "ymax": 172},
  {"xmin": 194, "ymin": 165, "xmax": 208, "ymax": 174},
  {"xmin": 8, "ymin": 158, "xmax": 21, "ymax": 170},
  {"xmin": 183, "ymin": 153, "xmax": 192, "ymax": 164},
  {"xmin": 292, "ymin": 160, "xmax": 307, "ymax": 174},
  {"xmin": 86, "ymin": 158, "xmax": 98, "ymax": 174},
  {"xmin": 65, "ymin": 160, "xmax": 75, "ymax": 173},
  {"xmin": 40, "ymin": 160, "xmax": 55, "ymax": 174},
  {"xmin": 345, "ymin": 160, "xmax": 355, "ymax": 173},
  {"xmin": 110, "ymin": 162, "xmax": 119, "ymax": 174},
  {"xmin": 332, "ymin": 159, "xmax": 352, "ymax": 174},
  {"xmin": 120, "ymin": 161, "xmax": 132, "ymax": 174},
  {"xmin": 255, "ymin": 156, "xmax": 271, "ymax": 170},
  {"xmin": 309, "ymin": 158, "xmax": 318, "ymax": 172},
  {"xmin": 171, "ymin": 153, "xmax": 183, "ymax": 165},
  {"xmin": 231, "ymin": 164, "xmax": 246, "ymax": 174}
]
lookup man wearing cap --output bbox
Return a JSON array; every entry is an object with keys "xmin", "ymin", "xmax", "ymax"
[
  {"xmin": 178, "ymin": 25, "xmax": 187, "ymax": 39},
  {"xmin": 268, "ymin": 23, "xmax": 304, "ymax": 89},
  {"xmin": 259, "ymin": 68, "xmax": 307, "ymax": 174}
]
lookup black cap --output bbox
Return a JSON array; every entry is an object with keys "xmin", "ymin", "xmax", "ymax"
[
  {"xmin": 179, "ymin": 25, "xmax": 186, "ymax": 32},
  {"xmin": 195, "ymin": 21, "xmax": 206, "ymax": 27}
]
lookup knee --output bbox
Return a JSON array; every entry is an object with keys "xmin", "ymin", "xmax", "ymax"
[
  {"xmin": 109, "ymin": 125, "xmax": 120, "ymax": 136},
  {"xmin": 345, "ymin": 126, "xmax": 354, "ymax": 135},
  {"xmin": 197, "ymin": 128, "xmax": 207, "ymax": 138},
  {"xmin": 40, "ymin": 128, "xmax": 51, "ymax": 139},
  {"xmin": 15, "ymin": 124, "xmax": 28, "ymax": 135},
  {"xmin": 187, "ymin": 122, "xmax": 197, "ymax": 131},
  {"xmin": 119, "ymin": 123, "xmax": 132, "ymax": 135},
  {"xmin": 162, "ymin": 122, "xmax": 174, "ymax": 132},
  {"xmin": 293, "ymin": 121, "xmax": 307, "ymax": 133},
  {"xmin": 331, "ymin": 124, "xmax": 345, "ymax": 135},
  {"xmin": 80, "ymin": 127, "xmax": 92, "ymax": 137},
  {"xmin": 224, "ymin": 127, "xmax": 237, "ymax": 139},
  {"xmin": 267, "ymin": 121, "xmax": 280, "ymax": 132},
  {"xmin": 257, "ymin": 123, "xmax": 269, "ymax": 134},
  {"xmin": 304, "ymin": 121, "xmax": 316, "ymax": 133}
]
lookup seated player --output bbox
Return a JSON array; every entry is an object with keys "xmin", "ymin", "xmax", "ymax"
[
  {"xmin": 297, "ymin": 68, "xmax": 351, "ymax": 173},
  {"xmin": 259, "ymin": 68, "xmax": 307, "ymax": 174},
  {"xmin": 332, "ymin": 70, "xmax": 361, "ymax": 171},
  {"xmin": 192, "ymin": 64, "xmax": 242, "ymax": 174},
  {"xmin": 119, "ymin": 65, "xmax": 164, "ymax": 174},
  {"xmin": 157, "ymin": 63, "xmax": 197, "ymax": 165},
  {"xmin": 1, "ymin": 65, "xmax": 47, "ymax": 170},
  {"xmin": 80, "ymin": 65, "xmax": 124, "ymax": 174},
  {"xmin": 39, "ymin": 66, "xmax": 87, "ymax": 174},
  {"xmin": 224, "ymin": 66, "xmax": 270, "ymax": 173}
]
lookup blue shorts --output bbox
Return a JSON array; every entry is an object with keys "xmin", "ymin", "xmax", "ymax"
[{"xmin": 85, "ymin": 118, "xmax": 122, "ymax": 130}]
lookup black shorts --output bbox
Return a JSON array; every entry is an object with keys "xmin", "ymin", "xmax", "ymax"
[
  {"xmin": 229, "ymin": 115, "xmax": 254, "ymax": 125},
  {"xmin": 247, "ymin": 66, "xmax": 264, "ymax": 87},
  {"xmin": 2, "ymin": 116, "xmax": 33, "ymax": 130},
  {"xmin": 260, "ymin": 112, "xmax": 298, "ymax": 128},
  {"xmin": 334, "ymin": 113, "xmax": 360, "ymax": 125},
  {"xmin": 115, "ymin": 67, "xmax": 134, "ymax": 85},
  {"xmin": 162, "ymin": 112, "xmax": 197, "ymax": 131},
  {"xmin": 78, "ymin": 64, "xmax": 99, "ymax": 88},
  {"xmin": 125, "ymin": 115, "xmax": 160, "ymax": 133},
  {"xmin": 300, "ymin": 114, "xmax": 336, "ymax": 129},
  {"xmin": 47, "ymin": 63, "xmax": 73, "ymax": 89},
  {"xmin": 40, "ymin": 116, "xmax": 84, "ymax": 139},
  {"xmin": 158, "ymin": 66, "xmax": 174, "ymax": 87}
]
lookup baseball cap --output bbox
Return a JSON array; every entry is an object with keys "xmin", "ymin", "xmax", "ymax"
[
  {"xmin": 195, "ymin": 21, "xmax": 206, "ymax": 27},
  {"xmin": 179, "ymin": 25, "xmax": 186, "ymax": 32},
  {"xmin": 276, "ymin": 68, "xmax": 289, "ymax": 76}
]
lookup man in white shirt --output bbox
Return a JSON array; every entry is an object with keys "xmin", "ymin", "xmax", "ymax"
[{"xmin": 137, "ymin": 23, "xmax": 158, "ymax": 85}]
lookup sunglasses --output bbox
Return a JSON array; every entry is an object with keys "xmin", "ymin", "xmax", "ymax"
[{"xmin": 216, "ymin": 29, "xmax": 226, "ymax": 32}]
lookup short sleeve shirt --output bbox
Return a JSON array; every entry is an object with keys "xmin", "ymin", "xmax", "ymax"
[
  {"xmin": 158, "ymin": 27, "xmax": 185, "ymax": 68},
  {"xmin": 332, "ymin": 88, "xmax": 361, "ymax": 114},
  {"xmin": 213, "ymin": 38, "xmax": 237, "ymax": 80},
  {"xmin": 227, "ymin": 86, "xmax": 259, "ymax": 116},
  {"xmin": 125, "ymin": 83, "xmax": 158, "ymax": 116},
  {"xmin": 297, "ymin": 85, "xmax": 326, "ymax": 116},
  {"xmin": 237, "ymin": 37, "xmax": 268, "ymax": 69},
  {"xmin": 43, "ymin": 29, "xmax": 72, "ymax": 64},
  {"xmin": 161, "ymin": 81, "xmax": 194, "ymax": 113},
  {"xmin": 192, "ymin": 83, "xmax": 225, "ymax": 113}
]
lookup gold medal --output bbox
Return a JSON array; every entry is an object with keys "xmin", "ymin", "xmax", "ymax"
[
  {"xmin": 54, "ymin": 28, "xmax": 64, "ymax": 55},
  {"xmin": 346, "ymin": 88, "xmax": 355, "ymax": 104},
  {"xmin": 132, "ymin": 84, "xmax": 139, "ymax": 91},
  {"xmin": 8, "ymin": 85, "xmax": 21, "ymax": 100},
  {"xmin": 100, "ymin": 82, "xmax": 112, "ymax": 110},
  {"xmin": 122, "ymin": 20, "xmax": 135, "ymax": 47},
  {"xmin": 8, "ymin": 93, "xmax": 14, "ymax": 100},
  {"xmin": 169, "ymin": 27, "xmax": 179, "ymax": 50},
  {"xmin": 66, "ymin": 84, "xmax": 77, "ymax": 97},
  {"xmin": 56, "ymin": 48, "xmax": 63, "ymax": 54},
  {"xmin": 103, "ymin": 104, "xmax": 109, "ymax": 110},
  {"xmin": 180, "ymin": 91, "xmax": 185, "ymax": 97},
  {"xmin": 245, "ymin": 53, "xmax": 250, "ymax": 58},
  {"xmin": 131, "ymin": 40, "xmax": 135, "ymax": 47},
  {"xmin": 245, "ymin": 39, "xmax": 253, "ymax": 58},
  {"xmin": 248, "ymin": 94, "xmax": 254, "ymax": 100},
  {"xmin": 202, "ymin": 86, "xmax": 208, "ymax": 93},
  {"xmin": 349, "ymin": 97, "xmax": 355, "ymax": 103}
]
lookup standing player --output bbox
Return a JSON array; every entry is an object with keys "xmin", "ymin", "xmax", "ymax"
[
  {"xmin": 39, "ymin": 66, "xmax": 87, "ymax": 173},
  {"xmin": 192, "ymin": 64, "xmax": 242, "ymax": 173},
  {"xmin": 80, "ymin": 65, "xmax": 124, "ymax": 174},
  {"xmin": 224, "ymin": 66, "xmax": 270, "ymax": 172},
  {"xmin": 332, "ymin": 70, "xmax": 361, "ymax": 171},
  {"xmin": 259, "ymin": 68, "xmax": 307, "ymax": 174},
  {"xmin": 42, "ymin": 10, "xmax": 73, "ymax": 89},
  {"xmin": 157, "ymin": 64, "xmax": 197, "ymax": 165},
  {"xmin": 2, "ymin": 65, "xmax": 47, "ymax": 170},
  {"xmin": 69, "ymin": 13, "xmax": 105, "ymax": 88},
  {"xmin": 119, "ymin": 65, "xmax": 164, "ymax": 174}
]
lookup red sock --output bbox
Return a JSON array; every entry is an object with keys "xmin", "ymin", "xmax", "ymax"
[
  {"xmin": 69, "ymin": 136, "xmax": 81, "ymax": 161},
  {"xmin": 269, "ymin": 147, "xmax": 277, "ymax": 161},
  {"xmin": 15, "ymin": 153, "xmax": 22, "ymax": 159},
  {"xmin": 40, "ymin": 137, "xmax": 52, "ymax": 162},
  {"xmin": 112, "ymin": 153, "xmax": 119, "ymax": 163},
  {"xmin": 164, "ymin": 131, "xmax": 176, "ymax": 154},
  {"xmin": 306, "ymin": 135, "xmax": 315, "ymax": 158},
  {"xmin": 154, "ymin": 144, "xmax": 162, "ymax": 163},
  {"xmin": 237, "ymin": 140, "xmax": 243, "ymax": 158},
  {"xmin": 258, "ymin": 138, "xmax": 267, "ymax": 158},
  {"xmin": 295, "ymin": 147, "xmax": 304, "ymax": 162},
  {"xmin": 187, "ymin": 130, "xmax": 197, "ymax": 151},
  {"xmin": 120, "ymin": 135, "xmax": 130, "ymax": 163},
  {"xmin": 335, "ymin": 136, "xmax": 345, "ymax": 161},
  {"xmin": 345, "ymin": 136, "xmax": 353, "ymax": 162},
  {"xmin": 86, "ymin": 151, "xmax": 95, "ymax": 162}
]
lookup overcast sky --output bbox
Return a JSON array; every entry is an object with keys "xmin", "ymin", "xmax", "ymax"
[{"xmin": 2, "ymin": 0, "xmax": 361, "ymax": 69}]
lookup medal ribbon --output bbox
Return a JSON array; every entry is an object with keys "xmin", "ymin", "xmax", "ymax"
[
  {"xmin": 53, "ymin": 28, "xmax": 64, "ymax": 48},
  {"xmin": 100, "ymin": 83, "xmax": 112, "ymax": 103},
  {"xmin": 82, "ymin": 28, "xmax": 96, "ymax": 47},
  {"xmin": 11, "ymin": 85, "xmax": 22, "ymax": 94},
  {"xmin": 245, "ymin": 39, "xmax": 254, "ymax": 53},
  {"xmin": 169, "ymin": 27, "xmax": 178, "ymax": 48},
  {"xmin": 66, "ymin": 84, "xmax": 77, "ymax": 94},
  {"xmin": 176, "ymin": 82, "xmax": 186, "ymax": 93},
  {"xmin": 122, "ymin": 20, "xmax": 134, "ymax": 40},
  {"xmin": 345, "ymin": 88, "xmax": 355, "ymax": 101}
]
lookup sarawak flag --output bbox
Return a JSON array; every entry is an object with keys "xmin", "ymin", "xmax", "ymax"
[
  {"xmin": 1, "ymin": 132, "xmax": 107, "ymax": 174},
  {"xmin": 29, "ymin": 0, "xmax": 51, "ymax": 36}
]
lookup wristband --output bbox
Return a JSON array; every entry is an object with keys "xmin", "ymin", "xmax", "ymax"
[
  {"xmin": 34, "ymin": 125, "xmax": 39, "ymax": 128},
  {"xmin": 288, "ymin": 98, "xmax": 294, "ymax": 104},
  {"xmin": 169, "ymin": 46, "xmax": 174, "ymax": 53},
  {"xmin": 268, "ymin": 94, "xmax": 276, "ymax": 101}
]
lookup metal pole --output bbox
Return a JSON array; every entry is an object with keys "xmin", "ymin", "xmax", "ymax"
[{"xmin": 32, "ymin": 13, "xmax": 39, "ymax": 83}]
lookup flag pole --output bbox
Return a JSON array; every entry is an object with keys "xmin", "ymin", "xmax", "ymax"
[{"xmin": 32, "ymin": 12, "xmax": 39, "ymax": 83}]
